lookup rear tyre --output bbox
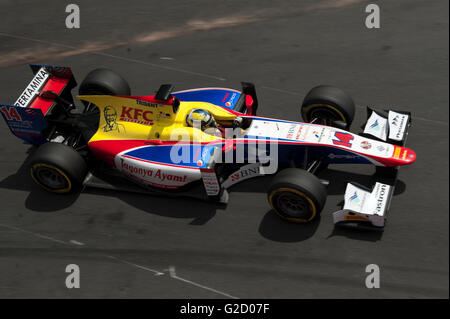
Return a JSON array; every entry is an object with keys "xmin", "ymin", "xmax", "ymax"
[
  {"xmin": 301, "ymin": 85, "xmax": 355, "ymax": 129},
  {"xmin": 79, "ymin": 68, "xmax": 131, "ymax": 96},
  {"xmin": 268, "ymin": 168, "xmax": 327, "ymax": 223},
  {"xmin": 29, "ymin": 142, "xmax": 88, "ymax": 194}
]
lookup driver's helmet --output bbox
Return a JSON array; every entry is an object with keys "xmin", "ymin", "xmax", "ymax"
[{"xmin": 186, "ymin": 108, "xmax": 216, "ymax": 129}]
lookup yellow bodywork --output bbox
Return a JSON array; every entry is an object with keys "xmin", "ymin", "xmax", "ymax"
[{"xmin": 78, "ymin": 95, "xmax": 237, "ymax": 143}]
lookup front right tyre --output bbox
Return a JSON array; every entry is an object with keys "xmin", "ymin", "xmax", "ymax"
[{"xmin": 267, "ymin": 168, "xmax": 327, "ymax": 223}]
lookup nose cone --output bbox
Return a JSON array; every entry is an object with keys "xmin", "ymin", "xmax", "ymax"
[{"xmin": 393, "ymin": 146, "xmax": 416, "ymax": 166}]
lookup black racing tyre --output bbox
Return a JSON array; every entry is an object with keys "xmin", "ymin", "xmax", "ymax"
[
  {"xmin": 267, "ymin": 168, "xmax": 327, "ymax": 223},
  {"xmin": 29, "ymin": 142, "xmax": 88, "ymax": 194},
  {"xmin": 79, "ymin": 68, "xmax": 131, "ymax": 96},
  {"xmin": 301, "ymin": 85, "xmax": 355, "ymax": 129}
]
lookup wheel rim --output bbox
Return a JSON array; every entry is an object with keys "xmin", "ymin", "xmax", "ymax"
[
  {"xmin": 277, "ymin": 192, "xmax": 313, "ymax": 219},
  {"xmin": 33, "ymin": 166, "xmax": 69, "ymax": 190}
]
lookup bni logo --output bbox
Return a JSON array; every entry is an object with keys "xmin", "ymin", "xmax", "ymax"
[
  {"xmin": 349, "ymin": 191, "xmax": 360, "ymax": 203},
  {"xmin": 370, "ymin": 120, "xmax": 380, "ymax": 131}
]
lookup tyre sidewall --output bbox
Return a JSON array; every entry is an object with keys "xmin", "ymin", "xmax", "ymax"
[
  {"xmin": 301, "ymin": 85, "xmax": 355, "ymax": 128},
  {"xmin": 268, "ymin": 168, "xmax": 327, "ymax": 223},
  {"xmin": 29, "ymin": 143, "xmax": 87, "ymax": 193}
]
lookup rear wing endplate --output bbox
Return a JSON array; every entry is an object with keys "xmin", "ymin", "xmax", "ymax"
[{"xmin": 0, "ymin": 64, "xmax": 76, "ymax": 144}]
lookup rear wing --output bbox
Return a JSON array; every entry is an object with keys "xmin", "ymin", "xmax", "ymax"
[{"xmin": 0, "ymin": 64, "xmax": 76, "ymax": 144}]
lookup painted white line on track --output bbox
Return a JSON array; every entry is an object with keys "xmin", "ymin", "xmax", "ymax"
[
  {"xmin": 93, "ymin": 51, "xmax": 226, "ymax": 81},
  {"xmin": 261, "ymin": 86, "xmax": 301, "ymax": 95},
  {"xmin": 168, "ymin": 265, "xmax": 239, "ymax": 299},
  {"xmin": 107, "ymin": 255, "xmax": 165, "ymax": 276},
  {"xmin": 0, "ymin": 33, "xmax": 226, "ymax": 81},
  {"xmin": 260, "ymin": 87, "xmax": 448, "ymax": 126},
  {"xmin": 0, "ymin": 223, "xmax": 72, "ymax": 246},
  {"xmin": 69, "ymin": 240, "xmax": 85, "ymax": 246}
]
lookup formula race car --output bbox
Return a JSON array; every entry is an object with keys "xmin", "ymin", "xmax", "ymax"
[{"xmin": 0, "ymin": 65, "xmax": 416, "ymax": 228}]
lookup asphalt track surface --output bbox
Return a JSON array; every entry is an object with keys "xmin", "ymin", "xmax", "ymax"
[{"xmin": 0, "ymin": 0, "xmax": 448, "ymax": 299}]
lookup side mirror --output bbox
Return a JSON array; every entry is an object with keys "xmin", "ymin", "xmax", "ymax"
[{"xmin": 155, "ymin": 84, "xmax": 174, "ymax": 101}]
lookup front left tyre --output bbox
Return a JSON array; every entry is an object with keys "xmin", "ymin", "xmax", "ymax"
[
  {"xmin": 301, "ymin": 85, "xmax": 355, "ymax": 129},
  {"xmin": 29, "ymin": 142, "xmax": 88, "ymax": 193}
]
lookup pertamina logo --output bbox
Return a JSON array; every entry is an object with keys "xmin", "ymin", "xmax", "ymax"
[{"xmin": 120, "ymin": 106, "xmax": 154, "ymax": 126}]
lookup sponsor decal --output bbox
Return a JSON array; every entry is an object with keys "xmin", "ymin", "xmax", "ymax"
[
  {"xmin": 377, "ymin": 145, "xmax": 385, "ymax": 152},
  {"xmin": 332, "ymin": 132, "xmax": 354, "ymax": 148},
  {"xmin": 360, "ymin": 141, "xmax": 372, "ymax": 150},
  {"xmin": 375, "ymin": 184, "xmax": 388, "ymax": 214},
  {"xmin": 388, "ymin": 111, "xmax": 408, "ymax": 141},
  {"xmin": 393, "ymin": 146, "xmax": 401, "ymax": 159},
  {"xmin": 222, "ymin": 163, "xmax": 261, "ymax": 188},
  {"xmin": 369, "ymin": 119, "xmax": 380, "ymax": 131},
  {"xmin": 313, "ymin": 130, "xmax": 320, "ymax": 138},
  {"xmin": 225, "ymin": 92, "xmax": 237, "ymax": 107},
  {"xmin": 328, "ymin": 153, "xmax": 359, "ymax": 159},
  {"xmin": 364, "ymin": 112, "xmax": 388, "ymax": 141},
  {"xmin": 14, "ymin": 67, "xmax": 50, "ymax": 107},
  {"xmin": 401, "ymin": 150, "xmax": 407, "ymax": 160},
  {"xmin": 349, "ymin": 191, "xmax": 361, "ymax": 203},
  {"xmin": 222, "ymin": 93, "xmax": 229, "ymax": 103},
  {"xmin": 295, "ymin": 126, "xmax": 304, "ymax": 140},
  {"xmin": 391, "ymin": 115, "xmax": 399, "ymax": 126},
  {"xmin": 103, "ymin": 106, "xmax": 126, "ymax": 133},
  {"xmin": 157, "ymin": 111, "xmax": 171, "ymax": 119},
  {"xmin": 286, "ymin": 124, "xmax": 297, "ymax": 139},
  {"xmin": 121, "ymin": 158, "xmax": 187, "ymax": 183},
  {"xmin": 230, "ymin": 166, "xmax": 259, "ymax": 182},
  {"xmin": 136, "ymin": 99, "xmax": 161, "ymax": 108},
  {"xmin": 344, "ymin": 215, "xmax": 369, "ymax": 222},
  {"xmin": 201, "ymin": 168, "xmax": 220, "ymax": 196},
  {"xmin": 120, "ymin": 106, "xmax": 154, "ymax": 126}
]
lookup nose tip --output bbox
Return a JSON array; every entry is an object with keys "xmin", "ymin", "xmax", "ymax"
[{"xmin": 405, "ymin": 148, "xmax": 416, "ymax": 164}]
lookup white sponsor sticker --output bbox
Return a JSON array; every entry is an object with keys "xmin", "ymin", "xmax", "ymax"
[
  {"xmin": 364, "ymin": 111, "xmax": 388, "ymax": 141},
  {"xmin": 371, "ymin": 182, "xmax": 390, "ymax": 216},
  {"xmin": 343, "ymin": 182, "xmax": 390, "ymax": 216},
  {"xmin": 201, "ymin": 168, "xmax": 220, "ymax": 196},
  {"xmin": 343, "ymin": 183, "xmax": 369, "ymax": 212},
  {"xmin": 14, "ymin": 67, "xmax": 50, "ymax": 107},
  {"xmin": 388, "ymin": 111, "xmax": 408, "ymax": 141}
]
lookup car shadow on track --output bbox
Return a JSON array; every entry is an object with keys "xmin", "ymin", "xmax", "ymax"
[
  {"xmin": 0, "ymin": 158, "xmax": 82, "ymax": 211},
  {"xmin": 0, "ymin": 153, "xmax": 217, "ymax": 224},
  {"xmin": 85, "ymin": 187, "xmax": 218, "ymax": 225},
  {"xmin": 327, "ymin": 226, "xmax": 384, "ymax": 242},
  {"xmin": 0, "ymin": 153, "xmax": 405, "ymax": 233},
  {"xmin": 258, "ymin": 211, "xmax": 320, "ymax": 242}
]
